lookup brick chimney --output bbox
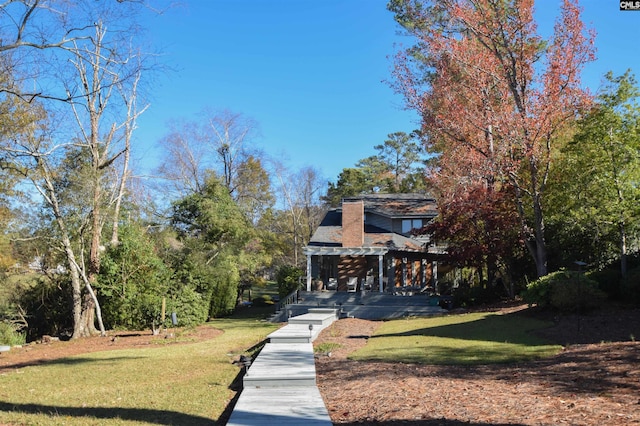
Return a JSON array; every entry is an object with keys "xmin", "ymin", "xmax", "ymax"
[{"xmin": 342, "ymin": 199, "xmax": 364, "ymax": 247}]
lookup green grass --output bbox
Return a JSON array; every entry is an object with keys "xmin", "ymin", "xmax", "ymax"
[
  {"xmin": 314, "ymin": 342, "xmax": 342, "ymax": 354},
  {"xmin": 0, "ymin": 317, "xmax": 278, "ymax": 425},
  {"xmin": 349, "ymin": 311, "xmax": 562, "ymax": 365},
  {"xmin": 0, "ymin": 284, "xmax": 562, "ymax": 424},
  {"xmin": 230, "ymin": 280, "xmax": 279, "ymax": 320}
]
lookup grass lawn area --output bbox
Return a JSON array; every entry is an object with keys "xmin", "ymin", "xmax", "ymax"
[
  {"xmin": 349, "ymin": 311, "xmax": 563, "ymax": 365},
  {"xmin": 231, "ymin": 280, "xmax": 279, "ymax": 320},
  {"xmin": 0, "ymin": 317, "xmax": 278, "ymax": 425}
]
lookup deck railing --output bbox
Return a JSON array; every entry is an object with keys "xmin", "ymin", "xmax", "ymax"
[{"xmin": 272, "ymin": 289, "xmax": 299, "ymax": 321}]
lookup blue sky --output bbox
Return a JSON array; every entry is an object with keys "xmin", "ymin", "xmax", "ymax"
[{"xmin": 134, "ymin": 1, "xmax": 640, "ymax": 184}]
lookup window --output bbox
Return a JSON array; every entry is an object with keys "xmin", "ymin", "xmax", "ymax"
[{"xmin": 402, "ymin": 219, "xmax": 422, "ymax": 233}]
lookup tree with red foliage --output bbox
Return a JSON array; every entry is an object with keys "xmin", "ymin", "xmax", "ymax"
[
  {"xmin": 427, "ymin": 183, "xmax": 523, "ymax": 296},
  {"xmin": 389, "ymin": 0, "xmax": 595, "ymax": 277}
]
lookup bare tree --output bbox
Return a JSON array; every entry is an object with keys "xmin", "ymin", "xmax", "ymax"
[
  {"xmin": 205, "ymin": 109, "xmax": 259, "ymax": 195},
  {"xmin": 110, "ymin": 66, "xmax": 148, "ymax": 246},
  {"xmin": 274, "ymin": 163, "xmax": 326, "ymax": 266},
  {"xmin": 0, "ymin": 2, "xmax": 157, "ymax": 338},
  {"xmin": 157, "ymin": 108, "xmax": 262, "ymax": 199},
  {"xmin": 298, "ymin": 167, "xmax": 326, "ymax": 242},
  {"xmin": 157, "ymin": 120, "xmax": 209, "ymax": 196},
  {"xmin": 0, "ymin": 0, "xmax": 160, "ymax": 102}
]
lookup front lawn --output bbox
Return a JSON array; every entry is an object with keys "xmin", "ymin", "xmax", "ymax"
[
  {"xmin": 349, "ymin": 311, "xmax": 562, "ymax": 364},
  {"xmin": 0, "ymin": 318, "xmax": 278, "ymax": 425}
]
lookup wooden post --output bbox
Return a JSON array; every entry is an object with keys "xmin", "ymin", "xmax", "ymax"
[
  {"xmin": 402, "ymin": 258, "xmax": 408, "ymax": 287},
  {"xmin": 306, "ymin": 255, "xmax": 312, "ymax": 291},
  {"xmin": 161, "ymin": 297, "xmax": 166, "ymax": 333},
  {"xmin": 378, "ymin": 255, "xmax": 384, "ymax": 293},
  {"xmin": 432, "ymin": 261, "xmax": 438, "ymax": 290}
]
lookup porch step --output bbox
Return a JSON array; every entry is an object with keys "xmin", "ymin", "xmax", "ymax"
[
  {"xmin": 284, "ymin": 291, "xmax": 447, "ymax": 320},
  {"xmin": 267, "ymin": 323, "xmax": 322, "ymax": 343},
  {"xmin": 267, "ymin": 309, "xmax": 338, "ymax": 343},
  {"xmin": 287, "ymin": 311, "xmax": 337, "ymax": 327},
  {"xmin": 307, "ymin": 308, "xmax": 340, "ymax": 315}
]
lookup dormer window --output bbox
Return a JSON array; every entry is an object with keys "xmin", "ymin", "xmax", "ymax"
[{"xmin": 402, "ymin": 219, "xmax": 423, "ymax": 233}]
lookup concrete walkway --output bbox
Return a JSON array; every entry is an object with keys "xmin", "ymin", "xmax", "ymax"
[
  {"xmin": 226, "ymin": 310, "xmax": 337, "ymax": 426},
  {"xmin": 228, "ymin": 387, "xmax": 332, "ymax": 425}
]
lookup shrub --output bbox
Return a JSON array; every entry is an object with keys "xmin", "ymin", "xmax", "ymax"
[
  {"xmin": 17, "ymin": 275, "xmax": 74, "ymax": 341},
  {"xmin": 0, "ymin": 286, "xmax": 27, "ymax": 345},
  {"xmin": 452, "ymin": 283, "xmax": 503, "ymax": 308},
  {"xmin": 522, "ymin": 270, "xmax": 606, "ymax": 312},
  {"xmin": 587, "ymin": 268, "xmax": 622, "ymax": 300},
  {"xmin": 275, "ymin": 265, "xmax": 303, "ymax": 298},
  {"xmin": 252, "ymin": 294, "xmax": 273, "ymax": 306},
  {"xmin": 207, "ymin": 256, "xmax": 240, "ymax": 318},
  {"xmin": 98, "ymin": 224, "xmax": 173, "ymax": 330},
  {"xmin": 166, "ymin": 285, "xmax": 208, "ymax": 327},
  {"xmin": 522, "ymin": 275, "xmax": 552, "ymax": 308},
  {"xmin": 0, "ymin": 321, "xmax": 26, "ymax": 346},
  {"xmin": 620, "ymin": 266, "xmax": 640, "ymax": 305},
  {"xmin": 550, "ymin": 274, "xmax": 606, "ymax": 312}
]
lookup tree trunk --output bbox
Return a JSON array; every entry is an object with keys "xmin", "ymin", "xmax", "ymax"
[
  {"xmin": 78, "ymin": 171, "xmax": 105, "ymax": 337},
  {"xmin": 78, "ymin": 284, "xmax": 105, "ymax": 337},
  {"xmin": 37, "ymin": 159, "xmax": 88, "ymax": 339},
  {"xmin": 620, "ymin": 221, "xmax": 628, "ymax": 277},
  {"xmin": 79, "ymin": 293, "xmax": 98, "ymax": 337},
  {"xmin": 512, "ymin": 176, "xmax": 548, "ymax": 278},
  {"xmin": 533, "ymin": 204, "xmax": 548, "ymax": 278},
  {"xmin": 66, "ymin": 247, "xmax": 84, "ymax": 338}
]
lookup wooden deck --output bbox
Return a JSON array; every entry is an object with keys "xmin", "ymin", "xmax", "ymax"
[{"xmin": 285, "ymin": 291, "xmax": 447, "ymax": 319}]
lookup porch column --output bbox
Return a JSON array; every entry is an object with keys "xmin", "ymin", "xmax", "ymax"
[
  {"xmin": 411, "ymin": 260, "xmax": 417, "ymax": 286},
  {"xmin": 306, "ymin": 255, "xmax": 312, "ymax": 291},
  {"xmin": 402, "ymin": 257, "xmax": 408, "ymax": 287},
  {"xmin": 389, "ymin": 256, "xmax": 395, "ymax": 289},
  {"xmin": 421, "ymin": 259, "xmax": 427, "ymax": 287},
  {"xmin": 432, "ymin": 260, "xmax": 438, "ymax": 289},
  {"xmin": 378, "ymin": 254, "xmax": 384, "ymax": 293}
]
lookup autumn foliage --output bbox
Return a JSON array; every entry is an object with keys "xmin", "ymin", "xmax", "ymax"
[
  {"xmin": 427, "ymin": 184, "xmax": 521, "ymax": 273},
  {"xmin": 390, "ymin": 0, "xmax": 595, "ymax": 277}
]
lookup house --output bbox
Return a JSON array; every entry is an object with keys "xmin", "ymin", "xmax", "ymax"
[{"xmin": 303, "ymin": 193, "xmax": 447, "ymax": 293}]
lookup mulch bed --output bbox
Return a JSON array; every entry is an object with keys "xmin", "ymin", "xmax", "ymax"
[
  {"xmin": 314, "ymin": 305, "xmax": 640, "ymax": 425},
  {"xmin": 0, "ymin": 326, "xmax": 222, "ymax": 374}
]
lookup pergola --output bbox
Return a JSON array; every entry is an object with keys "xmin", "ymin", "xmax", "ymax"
[{"xmin": 303, "ymin": 246, "xmax": 389, "ymax": 292}]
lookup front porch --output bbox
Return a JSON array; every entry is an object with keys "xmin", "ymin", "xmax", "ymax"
[{"xmin": 303, "ymin": 246, "xmax": 443, "ymax": 294}]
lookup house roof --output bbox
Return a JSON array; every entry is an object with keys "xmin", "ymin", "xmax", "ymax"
[
  {"xmin": 305, "ymin": 193, "xmax": 437, "ymax": 255},
  {"xmin": 343, "ymin": 193, "xmax": 438, "ymax": 219}
]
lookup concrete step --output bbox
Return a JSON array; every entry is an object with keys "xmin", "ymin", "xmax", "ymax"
[
  {"xmin": 243, "ymin": 343, "xmax": 317, "ymax": 388},
  {"xmin": 299, "ymin": 290, "xmax": 441, "ymax": 306},
  {"xmin": 267, "ymin": 323, "xmax": 323, "ymax": 344},
  {"xmin": 283, "ymin": 293, "xmax": 447, "ymax": 320},
  {"xmin": 227, "ymin": 386, "xmax": 332, "ymax": 426},
  {"xmin": 268, "ymin": 309, "xmax": 337, "ymax": 343},
  {"xmin": 307, "ymin": 308, "xmax": 339, "ymax": 316},
  {"xmin": 287, "ymin": 303, "xmax": 445, "ymax": 320},
  {"xmin": 287, "ymin": 311, "xmax": 337, "ymax": 327}
]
